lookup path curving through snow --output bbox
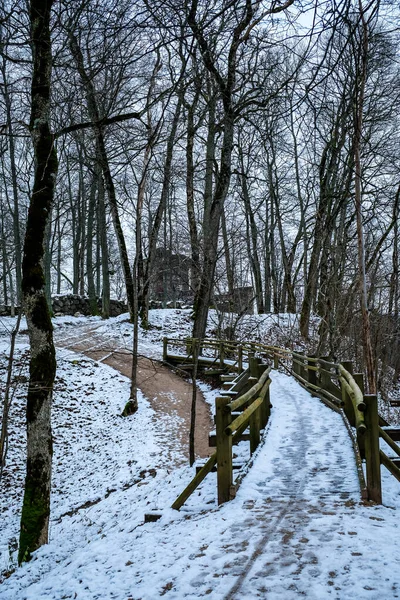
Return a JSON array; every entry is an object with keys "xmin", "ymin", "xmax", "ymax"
[
  {"xmin": 53, "ymin": 322, "xmax": 214, "ymax": 464},
  {"xmin": 4, "ymin": 369, "xmax": 393, "ymax": 600}
]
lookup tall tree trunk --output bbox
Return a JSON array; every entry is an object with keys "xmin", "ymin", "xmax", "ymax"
[
  {"xmin": 19, "ymin": 0, "xmax": 58, "ymax": 564},
  {"xmin": 220, "ymin": 206, "xmax": 234, "ymax": 301},
  {"xmin": 69, "ymin": 32, "xmax": 134, "ymax": 318},
  {"xmin": 239, "ymin": 156, "xmax": 264, "ymax": 314},
  {"xmin": 138, "ymin": 96, "xmax": 183, "ymax": 328},
  {"xmin": 202, "ymin": 84, "xmax": 216, "ymax": 238},
  {"xmin": 389, "ymin": 187, "xmax": 400, "ymax": 319},
  {"xmin": 78, "ymin": 155, "xmax": 86, "ymax": 297},
  {"xmin": 44, "ymin": 209, "xmax": 52, "ymax": 310},
  {"xmin": 56, "ymin": 203, "xmax": 62, "ymax": 294},
  {"xmin": 192, "ymin": 109, "xmax": 235, "ymax": 338},
  {"xmin": 353, "ymin": 1, "xmax": 376, "ymax": 394},
  {"xmin": 185, "ymin": 89, "xmax": 201, "ymax": 297},
  {"xmin": 97, "ymin": 171, "xmax": 110, "ymax": 319},
  {"xmin": 87, "ymin": 169, "xmax": 99, "ymax": 315}
]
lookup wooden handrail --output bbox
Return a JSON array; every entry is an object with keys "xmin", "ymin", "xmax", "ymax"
[
  {"xmin": 226, "ymin": 396, "xmax": 264, "ymax": 436},
  {"xmin": 229, "ymin": 367, "xmax": 271, "ymax": 412},
  {"xmin": 166, "ymin": 336, "xmax": 386, "ymax": 506},
  {"xmin": 379, "ymin": 427, "xmax": 400, "ymax": 458},
  {"xmin": 338, "ymin": 365, "xmax": 366, "ymax": 411}
]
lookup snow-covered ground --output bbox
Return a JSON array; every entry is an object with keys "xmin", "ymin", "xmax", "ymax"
[{"xmin": 1, "ymin": 312, "xmax": 400, "ymax": 599}]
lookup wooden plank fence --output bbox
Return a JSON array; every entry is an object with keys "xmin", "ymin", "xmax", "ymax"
[{"xmin": 164, "ymin": 337, "xmax": 400, "ymax": 509}]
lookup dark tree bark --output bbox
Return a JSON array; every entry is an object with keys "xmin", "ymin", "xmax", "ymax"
[
  {"xmin": 97, "ymin": 170, "xmax": 110, "ymax": 319},
  {"xmin": 183, "ymin": 84, "xmax": 201, "ymax": 296},
  {"xmin": 238, "ymin": 146, "xmax": 264, "ymax": 314},
  {"xmin": 87, "ymin": 168, "xmax": 99, "ymax": 315},
  {"xmin": 353, "ymin": 0, "xmax": 377, "ymax": 394},
  {"xmin": 189, "ymin": 1, "xmax": 254, "ymax": 339},
  {"xmin": 18, "ymin": 0, "xmax": 58, "ymax": 564}
]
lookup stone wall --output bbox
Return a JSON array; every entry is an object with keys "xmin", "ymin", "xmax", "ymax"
[
  {"xmin": 52, "ymin": 295, "xmax": 128, "ymax": 317},
  {"xmin": 0, "ymin": 295, "xmax": 128, "ymax": 318}
]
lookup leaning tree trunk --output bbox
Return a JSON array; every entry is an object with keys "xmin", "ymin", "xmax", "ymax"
[
  {"xmin": 97, "ymin": 171, "xmax": 110, "ymax": 319},
  {"xmin": 18, "ymin": 0, "xmax": 58, "ymax": 564},
  {"xmin": 0, "ymin": 53, "xmax": 22, "ymax": 304}
]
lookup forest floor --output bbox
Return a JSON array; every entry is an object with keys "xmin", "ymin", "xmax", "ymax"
[{"xmin": 1, "ymin": 310, "xmax": 400, "ymax": 599}]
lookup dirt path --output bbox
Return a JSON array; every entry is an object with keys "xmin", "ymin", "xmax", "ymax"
[{"xmin": 54, "ymin": 324, "xmax": 214, "ymax": 466}]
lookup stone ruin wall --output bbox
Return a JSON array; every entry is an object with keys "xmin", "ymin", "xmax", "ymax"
[{"xmin": 0, "ymin": 294, "xmax": 128, "ymax": 317}]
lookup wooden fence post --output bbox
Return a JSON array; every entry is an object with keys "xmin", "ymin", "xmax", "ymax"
[
  {"xmin": 292, "ymin": 352, "xmax": 297, "ymax": 377},
  {"xmin": 249, "ymin": 354, "xmax": 259, "ymax": 378},
  {"xmin": 364, "ymin": 394, "xmax": 382, "ymax": 504},
  {"xmin": 238, "ymin": 345, "xmax": 243, "ymax": 373},
  {"xmin": 307, "ymin": 354, "xmax": 317, "ymax": 386},
  {"xmin": 163, "ymin": 337, "xmax": 168, "ymax": 362},
  {"xmin": 354, "ymin": 373, "xmax": 366, "ymax": 460},
  {"xmin": 215, "ymin": 396, "xmax": 233, "ymax": 504},
  {"xmin": 319, "ymin": 357, "xmax": 331, "ymax": 389},
  {"xmin": 273, "ymin": 352, "xmax": 279, "ymax": 370},
  {"xmin": 220, "ymin": 341, "xmax": 225, "ymax": 369},
  {"xmin": 249, "ymin": 404, "xmax": 261, "ymax": 454},
  {"xmin": 293, "ymin": 351, "xmax": 305, "ymax": 379},
  {"xmin": 341, "ymin": 361, "xmax": 354, "ymax": 425},
  {"xmin": 260, "ymin": 383, "xmax": 271, "ymax": 429}
]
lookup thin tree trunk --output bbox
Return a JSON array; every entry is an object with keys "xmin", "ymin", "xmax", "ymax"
[
  {"xmin": 87, "ymin": 169, "xmax": 99, "ymax": 315},
  {"xmin": 202, "ymin": 85, "xmax": 216, "ymax": 238},
  {"xmin": 139, "ymin": 96, "xmax": 183, "ymax": 327},
  {"xmin": 97, "ymin": 171, "xmax": 110, "ymax": 319},
  {"xmin": 44, "ymin": 209, "xmax": 52, "ymax": 310},
  {"xmin": 353, "ymin": 1, "xmax": 376, "ymax": 394},
  {"xmin": 0, "ymin": 51, "xmax": 22, "ymax": 304},
  {"xmin": 19, "ymin": 0, "xmax": 58, "ymax": 564},
  {"xmin": 56, "ymin": 203, "xmax": 62, "ymax": 294},
  {"xmin": 78, "ymin": 156, "xmax": 86, "ymax": 297},
  {"xmin": 189, "ymin": 340, "xmax": 199, "ymax": 466},
  {"xmin": 221, "ymin": 206, "xmax": 234, "ymax": 301},
  {"xmin": 0, "ymin": 312, "xmax": 22, "ymax": 479},
  {"xmin": 185, "ymin": 90, "xmax": 201, "ymax": 297},
  {"xmin": 239, "ymin": 157, "xmax": 264, "ymax": 314}
]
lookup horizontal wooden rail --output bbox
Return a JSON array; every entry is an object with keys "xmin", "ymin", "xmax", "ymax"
[
  {"xmin": 380, "ymin": 451, "xmax": 400, "ymax": 483},
  {"xmin": 229, "ymin": 367, "xmax": 271, "ymax": 412},
  {"xmin": 338, "ymin": 365, "xmax": 366, "ymax": 411},
  {"xmin": 379, "ymin": 427, "xmax": 400, "ymax": 458},
  {"xmin": 226, "ymin": 396, "xmax": 264, "ymax": 436}
]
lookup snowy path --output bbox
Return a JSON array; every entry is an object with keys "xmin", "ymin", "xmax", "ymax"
[{"xmin": 5, "ymin": 372, "xmax": 397, "ymax": 600}]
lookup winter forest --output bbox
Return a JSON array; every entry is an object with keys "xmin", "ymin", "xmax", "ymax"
[
  {"xmin": 1, "ymin": 0, "xmax": 399, "ymax": 373},
  {"xmin": 1, "ymin": 0, "xmax": 400, "ymax": 594}
]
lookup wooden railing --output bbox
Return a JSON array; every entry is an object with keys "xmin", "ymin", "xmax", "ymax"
[
  {"xmin": 171, "ymin": 355, "xmax": 271, "ymax": 510},
  {"xmin": 165, "ymin": 337, "xmax": 400, "ymax": 508}
]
